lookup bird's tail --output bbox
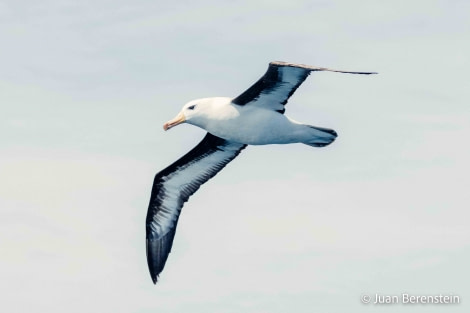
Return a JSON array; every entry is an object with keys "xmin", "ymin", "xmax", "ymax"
[{"xmin": 303, "ymin": 125, "xmax": 338, "ymax": 147}]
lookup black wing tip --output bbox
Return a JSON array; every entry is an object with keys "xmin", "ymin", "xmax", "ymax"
[
  {"xmin": 151, "ymin": 274, "xmax": 159, "ymax": 284},
  {"xmin": 146, "ymin": 237, "xmax": 168, "ymax": 285},
  {"xmin": 269, "ymin": 61, "xmax": 378, "ymax": 75},
  {"xmin": 355, "ymin": 71, "xmax": 378, "ymax": 75}
]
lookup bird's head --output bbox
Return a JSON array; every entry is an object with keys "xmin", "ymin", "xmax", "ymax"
[{"xmin": 163, "ymin": 98, "xmax": 214, "ymax": 131}]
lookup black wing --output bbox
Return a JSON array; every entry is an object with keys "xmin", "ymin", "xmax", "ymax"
[
  {"xmin": 232, "ymin": 61, "xmax": 377, "ymax": 113},
  {"xmin": 146, "ymin": 133, "xmax": 246, "ymax": 283}
]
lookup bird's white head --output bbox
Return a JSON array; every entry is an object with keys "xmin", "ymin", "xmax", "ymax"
[{"xmin": 163, "ymin": 98, "xmax": 223, "ymax": 131}]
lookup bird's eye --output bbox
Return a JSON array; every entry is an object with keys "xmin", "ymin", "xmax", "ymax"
[{"xmin": 187, "ymin": 104, "xmax": 196, "ymax": 110}]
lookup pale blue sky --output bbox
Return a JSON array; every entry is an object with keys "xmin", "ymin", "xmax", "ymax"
[{"xmin": 1, "ymin": 1, "xmax": 469, "ymax": 312}]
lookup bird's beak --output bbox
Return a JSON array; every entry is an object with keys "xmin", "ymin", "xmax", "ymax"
[{"xmin": 163, "ymin": 112, "xmax": 186, "ymax": 131}]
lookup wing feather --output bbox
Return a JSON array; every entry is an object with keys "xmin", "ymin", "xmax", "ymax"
[
  {"xmin": 146, "ymin": 133, "xmax": 246, "ymax": 283},
  {"xmin": 232, "ymin": 61, "xmax": 377, "ymax": 113}
]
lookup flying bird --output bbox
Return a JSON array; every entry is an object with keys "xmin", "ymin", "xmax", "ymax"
[{"xmin": 146, "ymin": 61, "xmax": 376, "ymax": 283}]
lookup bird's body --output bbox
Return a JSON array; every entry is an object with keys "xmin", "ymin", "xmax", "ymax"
[
  {"xmin": 183, "ymin": 97, "xmax": 336, "ymax": 146},
  {"xmin": 146, "ymin": 61, "xmax": 377, "ymax": 283}
]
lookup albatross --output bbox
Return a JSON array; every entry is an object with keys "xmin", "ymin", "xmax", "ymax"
[{"xmin": 146, "ymin": 61, "xmax": 376, "ymax": 283}]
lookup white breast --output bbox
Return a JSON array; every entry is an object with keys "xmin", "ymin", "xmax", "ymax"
[{"xmin": 204, "ymin": 103, "xmax": 305, "ymax": 145}]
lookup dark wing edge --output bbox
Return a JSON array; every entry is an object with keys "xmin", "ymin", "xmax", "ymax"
[
  {"xmin": 232, "ymin": 61, "xmax": 377, "ymax": 112},
  {"xmin": 269, "ymin": 61, "xmax": 378, "ymax": 75},
  {"xmin": 145, "ymin": 133, "xmax": 247, "ymax": 284}
]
